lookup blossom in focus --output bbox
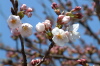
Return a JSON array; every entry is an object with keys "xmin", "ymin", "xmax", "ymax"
[
  {"xmin": 7, "ymin": 15, "xmax": 21, "ymax": 29},
  {"xmin": 18, "ymin": 23, "xmax": 33, "ymax": 37},
  {"xmin": 68, "ymin": 23, "xmax": 80, "ymax": 41},
  {"xmin": 62, "ymin": 16, "xmax": 70, "ymax": 24},
  {"xmin": 43, "ymin": 20, "xmax": 51, "ymax": 28},
  {"xmin": 36, "ymin": 22, "xmax": 45, "ymax": 32},
  {"xmin": 52, "ymin": 27, "xmax": 69, "ymax": 46}
]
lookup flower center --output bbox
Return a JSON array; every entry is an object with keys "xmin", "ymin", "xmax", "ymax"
[
  {"xmin": 10, "ymin": 19, "xmax": 16, "ymax": 24},
  {"xmin": 22, "ymin": 26, "xmax": 28, "ymax": 31},
  {"xmin": 56, "ymin": 33, "xmax": 63, "ymax": 39}
]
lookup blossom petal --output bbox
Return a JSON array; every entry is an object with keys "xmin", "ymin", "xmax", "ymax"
[
  {"xmin": 52, "ymin": 36, "xmax": 66, "ymax": 46},
  {"xmin": 52, "ymin": 27, "xmax": 59, "ymax": 35},
  {"xmin": 68, "ymin": 23, "xmax": 79, "ymax": 32}
]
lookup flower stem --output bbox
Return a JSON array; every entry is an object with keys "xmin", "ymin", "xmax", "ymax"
[{"xmin": 19, "ymin": 35, "xmax": 27, "ymax": 66}]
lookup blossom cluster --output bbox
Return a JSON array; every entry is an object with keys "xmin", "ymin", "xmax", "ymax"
[
  {"xmin": 36, "ymin": 17, "xmax": 80, "ymax": 46},
  {"xmin": 7, "ymin": 15, "xmax": 33, "ymax": 37},
  {"xmin": 34, "ymin": 3, "xmax": 82, "ymax": 47}
]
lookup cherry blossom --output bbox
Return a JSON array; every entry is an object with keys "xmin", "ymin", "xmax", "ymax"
[
  {"xmin": 18, "ymin": 23, "xmax": 33, "ymax": 37},
  {"xmin": 52, "ymin": 27, "xmax": 69, "ymax": 46},
  {"xmin": 7, "ymin": 15, "xmax": 21, "ymax": 29}
]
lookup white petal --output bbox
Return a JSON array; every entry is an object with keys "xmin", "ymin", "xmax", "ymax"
[
  {"xmin": 69, "ymin": 33, "xmax": 75, "ymax": 41},
  {"xmin": 52, "ymin": 36, "xmax": 66, "ymax": 46},
  {"xmin": 52, "ymin": 27, "xmax": 59, "ymax": 35},
  {"xmin": 68, "ymin": 24, "xmax": 79, "ymax": 32},
  {"xmin": 18, "ymin": 23, "xmax": 33, "ymax": 37},
  {"xmin": 72, "ymin": 32, "xmax": 80, "ymax": 39}
]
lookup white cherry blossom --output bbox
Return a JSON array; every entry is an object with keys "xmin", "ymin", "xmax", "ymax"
[
  {"xmin": 7, "ymin": 15, "xmax": 21, "ymax": 29},
  {"xmin": 18, "ymin": 23, "xmax": 33, "ymax": 37},
  {"xmin": 68, "ymin": 23, "xmax": 80, "ymax": 41},
  {"xmin": 36, "ymin": 22, "xmax": 45, "ymax": 32},
  {"xmin": 52, "ymin": 27, "xmax": 69, "ymax": 46}
]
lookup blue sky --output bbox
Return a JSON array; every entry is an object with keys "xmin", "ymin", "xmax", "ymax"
[{"xmin": 0, "ymin": 0, "xmax": 100, "ymax": 66}]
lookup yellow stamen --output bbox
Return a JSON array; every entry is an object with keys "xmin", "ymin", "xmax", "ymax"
[
  {"xmin": 56, "ymin": 33, "xmax": 62, "ymax": 39},
  {"xmin": 22, "ymin": 26, "xmax": 28, "ymax": 31},
  {"xmin": 10, "ymin": 19, "xmax": 16, "ymax": 24}
]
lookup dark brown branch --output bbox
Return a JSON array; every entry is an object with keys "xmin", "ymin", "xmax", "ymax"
[
  {"xmin": 36, "ymin": 40, "xmax": 55, "ymax": 66},
  {"xmin": 19, "ymin": 35, "xmax": 27, "ymax": 66}
]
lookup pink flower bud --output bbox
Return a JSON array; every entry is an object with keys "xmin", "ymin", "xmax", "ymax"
[
  {"xmin": 26, "ymin": 7, "xmax": 33, "ymax": 12},
  {"xmin": 62, "ymin": 16, "xmax": 70, "ymax": 24},
  {"xmin": 11, "ymin": 28, "xmax": 20, "ymax": 36},
  {"xmin": 51, "ymin": 2, "xmax": 58, "ymax": 9},
  {"xmin": 20, "ymin": 4, "xmax": 27, "ymax": 11},
  {"xmin": 26, "ymin": 12, "xmax": 32, "ymax": 17},
  {"xmin": 75, "ymin": 6, "xmax": 81, "ymax": 11},
  {"xmin": 57, "ymin": 15, "xmax": 64, "ymax": 24},
  {"xmin": 77, "ymin": 59, "xmax": 87, "ymax": 65}
]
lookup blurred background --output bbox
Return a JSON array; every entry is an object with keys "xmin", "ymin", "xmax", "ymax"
[{"xmin": 0, "ymin": 0, "xmax": 100, "ymax": 66}]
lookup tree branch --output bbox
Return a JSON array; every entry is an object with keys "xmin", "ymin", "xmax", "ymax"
[
  {"xmin": 36, "ymin": 40, "xmax": 54, "ymax": 66},
  {"xmin": 19, "ymin": 35, "xmax": 27, "ymax": 66}
]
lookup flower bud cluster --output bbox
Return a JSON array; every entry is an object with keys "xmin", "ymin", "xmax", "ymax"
[
  {"xmin": 50, "ymin": 46, "xmax": 67, "ymax": 54},
  {"xmin": 51, "ymin": 2, "xmax": 61, "ymax": 15},
  {"xmin": 31, "ymin": 59, "xmax": 41, "ymax": 66},
  {"xmin": 34, "ymin": 32, "xmax": 47, "ymax": 44},
  {"xmin": 77, "ymin": 59, "xmax": 87, "ymax": 65},
  {"xmin": 85, "ymin": 46, "xmax": 97, "ymax": 54},
  {"xmin": 20, "ymin": 4, "xmax": 33, "ymax": 17}
]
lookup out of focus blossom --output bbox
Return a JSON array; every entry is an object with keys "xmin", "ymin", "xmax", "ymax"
[
  {"xmin": 11, "ymin": 28, "xmax": 20, "ymax": 36},
  {"xmin": 26, "ymin": 7, "xmax": 33, "ymax": 12},
  {"xmin": 51, "ymin": 2, "xmax": 58, "ymax": 9},
  {"xmin": 7, "ymin": 15, "xmax": 21, "ymax": 29},
  {"xmin": 52, "ymin": 27, "xmax": 69, "ymax": 46},
  {"xmin": 25, "ymin": 12, "xmax": 32, "ymax": 17},
  {"xmin": 43, "ymin": 20, "xmax": 51, "ymax": 28},
  {"xmin": 20, "ymin": 4, "xmax": 27, "ymax": 11},
  {"xmin": 68, "ymin": 23, "xmax": 80, "ymax": 41},
  {"xmin": 31, "ymin": 59, "xmax": 41, "ymax": 66},
  {"xmin": 18, "ymin": 23, "xmax": 33, "ymax": 37},
  {"xmin": 36, "ymin": 22, "xmax": 45, "ymax": 32}
]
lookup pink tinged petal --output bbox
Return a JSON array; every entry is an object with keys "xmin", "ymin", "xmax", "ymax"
[{"xmin": 62, "ymin": 16, "xmax": 70, "ymax": 24}]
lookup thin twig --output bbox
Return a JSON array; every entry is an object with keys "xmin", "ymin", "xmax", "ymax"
[
  {"xmin": 36, "ymin": 40, "xmax": 54, "ymax": 66},
  {"xmin": 19, "ymin": 35, "xmax": 27, "ymax": 66}
]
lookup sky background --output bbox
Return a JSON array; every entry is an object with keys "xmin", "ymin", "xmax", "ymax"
[{"xmin": 0, "ymin": 0, "xmax": 100, "ymax": 65}]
